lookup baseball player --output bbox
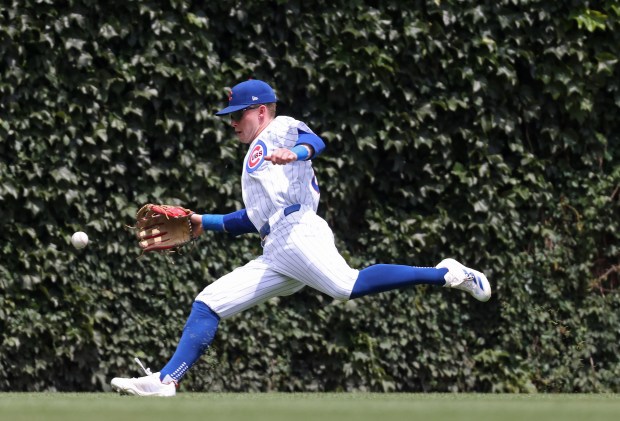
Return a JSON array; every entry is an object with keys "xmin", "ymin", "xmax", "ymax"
[{"xmin": 111, "ymin": 79, "xmax": 491, "ymax": 396}]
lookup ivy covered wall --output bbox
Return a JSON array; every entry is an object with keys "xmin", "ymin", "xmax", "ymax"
[{"xmin": 0, "ymin": 0, "xmax": 618, "ymax": 392}]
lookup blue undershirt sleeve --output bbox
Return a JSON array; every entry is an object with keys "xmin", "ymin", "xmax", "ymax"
[
  {"xmin": 296, "ymin": 130, "xmax": 325, "ymax": 159},
  {"xmin": 222, "ymin": 209, "xmax": 257, "ymax": 236},
  {"xmin": 202, "ymin": 209, "xmax": 257, "ymax": 236}
]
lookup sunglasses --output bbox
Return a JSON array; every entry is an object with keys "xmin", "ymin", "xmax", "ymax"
[{"xmin": 230, "ymin": 105, "xmax": 261, "ymax": 122}]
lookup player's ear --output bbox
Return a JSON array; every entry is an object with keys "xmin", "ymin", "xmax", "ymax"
[{"xmin": 258, "ymin": 104, "xmax": 268, "ymax": 119}]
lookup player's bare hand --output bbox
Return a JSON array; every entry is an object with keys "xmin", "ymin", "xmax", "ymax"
[
  {"xmin": 265, "ymin": 148, "xmax": 297, "ymax": 165},
  {"xmin": 190, "ymin": 213, "xmax": 204, "ymax": 238}
]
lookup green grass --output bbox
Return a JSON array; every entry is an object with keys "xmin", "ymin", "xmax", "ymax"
[{"xmin": 0, "ymin": 393, "xmax": 619, "ymax": 421}]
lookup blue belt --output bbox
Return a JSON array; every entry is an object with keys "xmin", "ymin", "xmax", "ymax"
[{"xmin": 259, "ymin": 204, "xmax": 301, "ymax": 240}]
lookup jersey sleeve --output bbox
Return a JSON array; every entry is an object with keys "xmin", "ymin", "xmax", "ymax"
[{"xmin": 296, "ymin": 130, "xmax": 325, "ymax": 158}]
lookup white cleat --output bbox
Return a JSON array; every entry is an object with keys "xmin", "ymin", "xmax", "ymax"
[
  {"xmin": 437, "ymin": 258, "xmax": 491, "ymax": 302},
  {"xmin": 111, "ymin": 358, "xmax": 176, "ymax": 397},
  {"xmin": 111, "ymin": 372, "xmax": 176, "ymax": 397}
]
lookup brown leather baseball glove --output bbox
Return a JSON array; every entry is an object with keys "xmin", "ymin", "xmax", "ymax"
[{"xmin": 133, "ymin": 204, "xmax": 195, "ymax": 254}]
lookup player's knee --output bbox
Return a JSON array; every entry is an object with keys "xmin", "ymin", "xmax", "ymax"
[
  {"xmin": 322, "ymin": 272, "xmax": 357, "ymax": 301},
  {"xmin": 328, "ymin": 287, "xmax": 353, "ymax": 301}
]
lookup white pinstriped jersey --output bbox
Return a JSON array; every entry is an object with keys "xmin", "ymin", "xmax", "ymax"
[{"xmin": 242, "ymin": 116, "xmax": 321, "ymax": 230}]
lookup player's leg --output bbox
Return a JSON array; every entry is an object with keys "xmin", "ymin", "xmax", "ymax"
[
  {"xmin": 265, "ymin": 209, "xmax": 490, "ymax": 301},
  {"xmin": 350, "ymin": 259, "xmax": 490, "ymax": 301},
  {"xmin": 160, "ymin": 257, "xmax": 303, "ymax": 379},
  {"xmin": 350, "ymin": 264, "xmax": 445, "ymax": 298},
  {"xmin": 111, "ymin": 258, "xmax": 303, "ymax": 396},
  {"xmin": 110, "ymin": 300, "xmax": 218, "ymax": 396},
  {"xmin": 264, "ymin": 210, "xmax": 442, "ymax": 299},
  {"xmin": 196, "ymin": 256, "xmax": 305, "ymax": 318},
  {"xmin": 157, "ymin": 300, "xmax": 219, "ymax": 384},
  {"xmin": 262, "ymin": 210, "xmax": 358, "ymax": 300}
]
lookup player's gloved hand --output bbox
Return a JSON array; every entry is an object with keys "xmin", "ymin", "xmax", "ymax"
[{"xmin": 132, "ymin": 204, "xmax": 195, "ymax": 254}]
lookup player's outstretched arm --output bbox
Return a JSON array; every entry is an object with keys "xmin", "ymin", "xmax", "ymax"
[{"xmin": 192, "ymin": 209, "xmax": 258, "ymax": 237}]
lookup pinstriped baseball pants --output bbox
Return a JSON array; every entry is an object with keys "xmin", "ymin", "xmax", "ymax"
[{"xmin": 195, "ymin": 206, "xmax": 359, "ymax": 319}]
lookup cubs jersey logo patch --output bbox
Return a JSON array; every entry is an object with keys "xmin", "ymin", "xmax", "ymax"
[{"xmin": 246, "ymin": 140, "xmax": 266, "ymax": 173}]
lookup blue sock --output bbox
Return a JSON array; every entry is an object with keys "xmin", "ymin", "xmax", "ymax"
[
  {"xmin": 349, "ymin": 264, "xmax": 448, "ymax": 299},
  {"xmin": 159, "ymin": 301, "xmax": 219, "ymax": 383}
]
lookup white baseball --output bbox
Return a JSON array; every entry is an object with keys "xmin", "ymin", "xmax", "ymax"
[{"xmin": 71, "ymin": 231, "xmax": 89, "ymax": 249}]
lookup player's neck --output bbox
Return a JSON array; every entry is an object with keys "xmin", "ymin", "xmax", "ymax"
[{"xmin": 252, "ymin": 116, "xmax": 275, "ymax": 141}]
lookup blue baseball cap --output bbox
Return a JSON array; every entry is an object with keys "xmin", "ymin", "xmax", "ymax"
[{"xmin": 215, "ymin": 79, "xmax": 277, "ymax": 115}]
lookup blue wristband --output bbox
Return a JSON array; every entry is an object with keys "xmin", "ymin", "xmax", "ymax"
[
  {"xmin": 291, "ymin": 144, "xmax": 310, "ymax": 161},
  {"xmin": 202, "ymin": 214, "xmax": 225, "ymax": 232}
]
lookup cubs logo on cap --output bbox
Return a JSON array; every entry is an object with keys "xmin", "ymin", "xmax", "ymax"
[{"xmin": 246, "ymin": 140, "xmax": 266, "ymax": 173}]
